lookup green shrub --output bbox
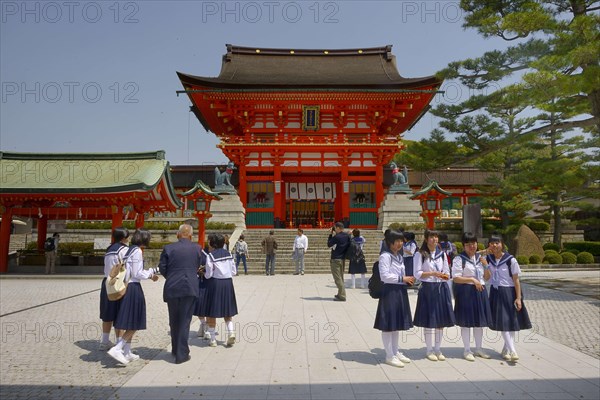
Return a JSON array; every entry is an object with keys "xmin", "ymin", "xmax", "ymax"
[
  {"xmin": 563, "ymin": 242, "xmax": 600, "ymax": 256},
  {"xmin": 577, "ymin": 252, "xmax": 595, "ymax": 264},
  {"xmin": 516, "ymin": 255, "xmax": 529, "ymax": 265},
  {"xmin": 560, "ymin": 252, "xmax": 577, "ymax": 264},
  {"xmin": 529, "ymin": 254, "xmax": 541, "ymax": 264},
  {"xmin": 543, "ymin": 252, "xmax": 563, "ymax": 264},
  {"xmin": 147, "ymin": 241, "xmax": 173, "ymax": 249},
  {"xmin": 454, "ymin": 242, "xmax": 463, "ymax": 254},
  {"xmin": 544, "ymin": 249, "xmax": 559, "ymax": 256},
  {"xmin": 525, "ymin": 219, "xmax": 550, "ymax": 231},
  {"xmin": 206, "ymin": 221, "xmax": 236, "ymax": 230},
  {"xmin": 570, "ymin": 249, "xmax": 580, "ymax": 255},
  {"xmin": 543, "ymin": 242, "xmax": 560, "ymax": 251}
]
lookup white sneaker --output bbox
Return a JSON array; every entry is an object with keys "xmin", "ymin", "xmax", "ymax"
[
  {"xmin": 435, "ymin": 352, "xmax": 446, "ymax": 361},
  {"xmin": 464, "ymin": 351, "xmax": 475, "ymax": 362},
  {"xmin": 385, "ymin": 356, "xmax": 404, "ymax": 368},
  {"xmin": 125, "ymin": 352, "xmax": 140, "ymax": 362},
  {"xmin": 474, "ymin": 349, "xmax": 491, "ymax": 359},
  {"xmin": 395, "ymin": 352, "xmax": 411, "ymax": 363},
  {"xmin": 501, "ymin": 349, "xmax": 512, "ymax": 361},
  {"xmin": 203, "ymin": 331, "xmax": 211, "ymax": 340},
  {"xmin": 99, "ymin": 341, "xmax": 114, "ymax": 351},
  {"xmin": 426, "ymin": 352, "xmax": 438, "ymax": 361},
  {"xmin": 226, "ymin": 332, "xmax": 236, "ymax": 347},
  {"xmin": 209, "ymin": 339, "xmax": 217, "ymax": 347},
  {"xmin": 107, "ymin": 347, "xmax": 129, "ymax": 365},
  {"xmin": 510, "ymin": 352, "xmax": 519, "ymax": 361}
]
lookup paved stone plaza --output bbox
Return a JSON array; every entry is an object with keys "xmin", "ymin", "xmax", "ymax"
[{"xmin": 1, "ymin": 270, "xmax": 599, "ymax": 400}]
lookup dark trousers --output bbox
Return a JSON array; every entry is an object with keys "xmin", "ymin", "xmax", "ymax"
[{"xmin": 167, "ymin": 296, "xmax": 196, "ymax": 363}]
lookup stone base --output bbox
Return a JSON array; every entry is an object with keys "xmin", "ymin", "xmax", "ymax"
[
  {"xmin": 378, "ymin": 193, "xmax": 424, "ymax": 230},
  {"xmin": 208, "ymin": 193, "xmax": 246, "ymax": 229}
]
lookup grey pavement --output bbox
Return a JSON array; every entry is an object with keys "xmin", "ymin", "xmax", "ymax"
[{"xmin": 0, "ymin": 271, "xmax": 598, "ymax": 400}]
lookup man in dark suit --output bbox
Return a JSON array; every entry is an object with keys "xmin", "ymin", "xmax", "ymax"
[{"xmin": 158, "ymin": 224, "xmax": 205, "ymax": 364}]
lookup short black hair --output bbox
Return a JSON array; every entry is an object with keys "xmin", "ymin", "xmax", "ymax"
[
  {"xmin": 213, "ymin": 234, "xmax": 225, "ymax": 249},
  {"xmin": 112, "ymin": 227, "xmax": 129, "ymax": 243},
  {"xmin": 461, "ymin": 232, "xmax": 478, "ymax": 245},
  {"xmin": 384, "ymin": 229, "xmax": 404, "ymax": 248},
  {"xmin": 130, "ymin": 229, "xmax": 151, "ymax": 247},
  {"xmin": 352, "ymin": 228, "xmax": 361, "ymax": 237},
  {"xmin": 334, "ymin": 222, "xmax": 344, "ymax": 229}
]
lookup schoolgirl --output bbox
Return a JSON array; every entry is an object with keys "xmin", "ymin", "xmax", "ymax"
[
  {"xmin": 452, "ymin": 232, "xmax": 492, "ymax": 361},
  {"xmin": 373, "ymin": 229, "xmax": 415, "ymax": 368},
  {"xmin": 348, "ymin": 229, "xmax": 367, "ymax": 289},
  {"xmin": 108, "ymin": 229, "xmax": 159, "ymax": 365},
  {"xmin": 486, "ymin": 234, "xmax": 532, "ymax": 362},
  {"xmin": 195, "ymin": 236, "xmax": 215, "ymax": 340},
  {"xmin": 99, "ymin": 227, "xmax": 129, "ymax": 350},
  {"xmin": 413, "ymin": 229, "xmax": 455, "ymax": 361},
  {"xmin": 402, "ymin": 232, "xmax": 417, "ymax": 280},
  {"xmin": 204, "ymin": 234, "xmax": 238, "ymax": 348}
]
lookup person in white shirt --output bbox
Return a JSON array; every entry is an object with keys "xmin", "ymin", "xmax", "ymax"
[
  {"xmin": 204, "ymin": 234, "xmax": 238, "ymax": 347},
  {"xmin": 234, "ymin": 235, "xmax": 249, "ymax": 275},
  {"xmin": 486, "ymin": 234, "xmax": 532, "ymax": 362},
  {"xmin": 452, "ymin": 232, "xmax": 492, "ymax": 361},
  {"xmin": 99, "ymin": 227, "xmax": 129, "ymax": 351},
  {"xmin": 373, "ymin": 229, "xmax": 415, "ymax": 368},
  {"xmin": 108, "ymin": 229, "xmax": 159, "ymax": 366},
  {"xmin": 293, "ymin": 228, "xmax": 308, "ymax": 275},
  {"xmin": 413, "ymin": 230, "xmax": 455, "ymax": 362}
]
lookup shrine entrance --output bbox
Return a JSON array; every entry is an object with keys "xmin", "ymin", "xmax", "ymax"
[{"xmin": 286, "ymin": 200, "xmax": 335, "ymax": 229}]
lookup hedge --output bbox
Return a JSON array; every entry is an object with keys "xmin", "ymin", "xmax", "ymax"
[
  {"xmin": 543, "ymin": 242, "xmax": 561, "ymax": 252},
  {"xmin": 529, "ymin": 254, "xmax": 541, "ymax": 264},
  {"xmin": 563, "ymin": 242, "xmax": 600, "ymax": 256},
  {"xmin": 454, "ymin": 242, "xmax": 463, "ymax": 254},
  {"xmin": 577, "ymin": 252, "xmax": 595, "ymax": 264},
  {"xmin": 543, "ymin": 252, "xmax": 563, "ymax": 264},
  {"xmin": 560, "ymin": 252, "xmax": 577, "ymax": 264},
  {"xmin": 516, "ymin": 255, "xmax": 529, "ymax": 265}
]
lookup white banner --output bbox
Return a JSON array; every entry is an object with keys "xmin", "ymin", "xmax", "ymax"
[
  {"xmin": 306, "ymin": 182, "xmax": 317, "ymax": 199},
  {"xmin": 298, "ymin": 183, "xmax": 307, "ymax": 199},
  {"xmin": 288, "ymin": 182, "xmax": 299, "ymax": 199}
]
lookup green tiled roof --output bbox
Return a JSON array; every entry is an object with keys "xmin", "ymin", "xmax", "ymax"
[
  {"xmin": 0, "ymin": 151, "xmax": 179, "ymax": 204},
  {"xmin": 409, "ymin": 179, "xmax": 452, "ymax": 199}
]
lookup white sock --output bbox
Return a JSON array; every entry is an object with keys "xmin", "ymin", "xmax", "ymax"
[
  {"xmin": 101, "ymin": 333, "xmax": 110, "ymax": 343},
  {"xmin": 461, "ymin": 327, "xmax": 471, "ymax": 352},
  {"xmin": 209, "ymin": 327, "xmax": 216, "ymax": 340},
  {"xmin": 424, "ymin": 328, "xmax": 434, "ymax": 353},
  {"xmin": 114, "ymin": 338, "xmax": 125, "ymax": 351},
  {"xmin": 382, "ymin": 331, "xmax": 394, "ymax": 359},
  {"xmin": 502, "ymin": 331, "xmax": 515, "ymax": 353},
  {"xmin": 351, "ymin": 275, "xmax": 356, "ymax": 288},
  {"xmin": 391, "ymin": 331, "xmax": 399, "ymax": 356},
  {"xmin": 361, "ymin": 274, "xmax": 366, "ymax": 288},
  {"xmin": 509, "ymin": 331, "xmax": 516, "ymax": 352},
  {"xmin": 473, "ymin": 327, "xmax": 483, "ymax": 350},
  {"xmin": 226, "ymin": 320, "xmax": 234, "ymax": 334},
  {"xmin": 200, "ymin": 319, "xmax": 206, "ymax": 332},
  {"xmin": 123, "ymin": 342, "xmax": 131, "ymax": 355},
  {"xmin": 434, "ymin": 329, "xmax": 443, "ymax": 353}
]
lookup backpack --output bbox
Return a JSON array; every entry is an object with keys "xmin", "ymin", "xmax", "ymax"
[
  {"xmin": 349, "ymin": 239, "xmax": 365, "ymax": 264},
  {"xmin": 368, "ymin": 261, "xmax": 383, "ymax": 299},
  {"xmin": 44, "ymin": 238, "xmax": 55, "ymax": 252},
  {"xmin": 105, "ymin": 246, "xmax": 135, "ymax": 301}
]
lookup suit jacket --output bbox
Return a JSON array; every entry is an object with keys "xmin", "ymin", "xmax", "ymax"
[
  {"xmin": 158, "ymin": 238, "xmax": 205, "ymax": 302},
  {"xmin": 262, "ymin": 235, "xmax": 278, "ymax": 255}
]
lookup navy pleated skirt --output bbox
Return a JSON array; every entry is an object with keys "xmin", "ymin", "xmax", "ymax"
[
  {"xmin": 204, "ymin": 278, "xmax": 238, "ymax": 318},
  {"xmin": 348, "ymin": 259, "xmax": 367, "ymax": 274},
  {"xmin": 193, "ymin": 277, "xmax": 209, "ymax": 317},
  {"xmin": 114, "ymin": 282, "xmax": 147, "ymax": 331},
  {"xmin": 413, "ymin": 281, "xmax": 456, "ymax": 328},
  {"xmin": 403, "ymin": 257, "xmax": 414, "ymax": 277},
  {"xmin": 374, "ymin": 284, "xmax": 413, "ymax": 331},
  {"xmin": 489, "ymin": 286, "xmax": 532, "ymax": 331},
  {"xmin": 453, "ymin": 283, "xmax": 492, "ymax": 327},
  {"xmin": 99, "ymin": 277, "xmax": 121, "ymax": 322}
]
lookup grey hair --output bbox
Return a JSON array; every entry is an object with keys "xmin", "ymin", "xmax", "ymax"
[{"xmin": 178, "ymin": 224, "xmax": 193, "ymax": 236}]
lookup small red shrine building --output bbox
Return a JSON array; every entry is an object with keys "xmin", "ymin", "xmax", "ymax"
[{"xmin": 178, "ymin": 44, "xmax": 442, "ymax": 229}]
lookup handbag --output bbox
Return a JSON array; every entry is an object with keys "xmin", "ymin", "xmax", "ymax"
[{"xmin": 106, "ymin": 247, "xmax": 135, "ymax": 301}]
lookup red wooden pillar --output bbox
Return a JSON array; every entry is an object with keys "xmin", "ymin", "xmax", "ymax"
[
  {"xmin": 37, "ymin": 216, "xmax": 48, "ymax": 252},
  {"xmin": 341, "ymin": 163, "xmax": 350, "ymax": 225},
  {"xmin": 0, "ymin": 208, "xmax": 13, "ymax": 273},
  {"xmin": 273, "ymin": 164, "xmax": 282, "ymax": 227},
  {"xmin": 196, "ymin": 212, "xmax": 210, "ymax": 247},
  {"xmin": 111, "ymin": 206, "xmax": 123, "ymax": 231},
  {"xmin": 238, "ymin": 164, "xmax": 247, "ymax": 210},
  {"xmin": 135, "ymin": 212, "xmax": 145, "ymax": 229},
  {"xmin": 375, "ymin": 163, "xmax": 384, "ymax": 210}
]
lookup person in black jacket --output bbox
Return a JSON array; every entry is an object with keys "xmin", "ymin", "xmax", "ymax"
[
  {"xmin": 327, "ymin": 222, "xmax": 351, "ymax": 301},
  {"xmin": 158, "ymin": 224, "xmax": 206, "ymax": 364}
]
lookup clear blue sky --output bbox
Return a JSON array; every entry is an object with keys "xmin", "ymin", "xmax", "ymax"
[{"xmin": 1, "ymin": 0, "xmax": 508, "ymax": 165}]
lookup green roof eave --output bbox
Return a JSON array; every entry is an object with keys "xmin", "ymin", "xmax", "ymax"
[
  {"xmin": 409, "ymin": 179, "xmax": 452, "ymax": 199},
  {"xmin": 181, "ymin": 180, "xmax": 222, "ymax": 200}
]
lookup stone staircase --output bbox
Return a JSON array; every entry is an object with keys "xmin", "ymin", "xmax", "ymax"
[{"xmin": 233, "ymin": 229, "xmax": 384, "ymax": 275}]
